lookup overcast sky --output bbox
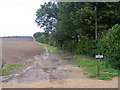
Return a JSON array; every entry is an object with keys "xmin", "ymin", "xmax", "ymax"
[{"xmin": 0, "ymin": 0, "xmax": 50, "ymax": 36}]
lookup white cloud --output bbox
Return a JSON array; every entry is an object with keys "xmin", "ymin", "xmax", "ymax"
[{"xmin": 0, "ymin": 0, "xmax": 50, "ymax": 36}]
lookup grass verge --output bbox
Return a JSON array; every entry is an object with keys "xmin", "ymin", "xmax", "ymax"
[
  {"xmin": 73, "ymin": 55, "xmax": 118, "ymax": 80},
  {"xmin": 35, "ymin": 41, "xmax": 61, "ymax": 53}
]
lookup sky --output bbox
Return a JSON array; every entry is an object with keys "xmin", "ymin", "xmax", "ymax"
[{"xmin": 0, "ymin": 0, "xmax": 50, "ymax": 36}]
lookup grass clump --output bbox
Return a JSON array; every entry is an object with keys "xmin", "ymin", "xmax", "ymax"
[
  {"xmin": 73, "ymin": 55, "xmax": 118, "ymax": 80},
  {"xmin": 0, "ymin": 64, "xmax": 23, "ymax": 76}
]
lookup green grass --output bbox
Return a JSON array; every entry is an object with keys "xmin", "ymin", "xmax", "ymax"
[
  {"xmin": 35, "ymin": 41, "xmax": 65, "ymax": 55},
  {"xmin": 0, "ymin": 64, "xmax": 23, "ymax": 76},
  {"xmin": 36, "ymin": 42, "xmax": 57, "ymax": 52},
  {"xmin": 43, "ymin": 64, "xmax": 49, "ymax": 66},
  {"xmin": 73, "ymin": 55, "xmax": 118, "ymax": 80}
]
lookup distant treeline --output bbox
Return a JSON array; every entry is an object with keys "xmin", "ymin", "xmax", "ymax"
[{"xmin": 1, "ymin": 36, "xmax": 32, "ymax": 38}]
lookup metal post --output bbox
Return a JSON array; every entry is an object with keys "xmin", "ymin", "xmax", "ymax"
[{"xmin": 97, "ymin": 58, "xmax": 100, "ymax": 76}]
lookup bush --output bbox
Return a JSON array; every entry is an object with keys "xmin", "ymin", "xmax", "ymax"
[
  {"xmin": 33, "ymin": 32, "xmax": 49, "ymax": 43},
  {"xmin": 97, "ymin": 24, "xmax": 120, "ymax": 69},
  {"xmin": 64, "ymin": 41, "xmax": 76, "ymax": 52},
  {"xmin": 74, "ymin": 36, "xmax": 94, "ymax": 55}
]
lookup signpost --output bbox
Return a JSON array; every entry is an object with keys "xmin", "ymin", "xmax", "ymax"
[{"xmin": 95, "ymin": 55, "xmax": 103, "ymax": 76}]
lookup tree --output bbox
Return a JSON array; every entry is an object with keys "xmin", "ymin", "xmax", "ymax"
[
  {"xmin": 35, "ymin": 1, "xmax": 58, "ymax": 33},
  {"xmin": 90, "ymin": 2, "xmax": 120, "ymax": 38},
  {"xmin": 34, "ymin": 2, "xmax": 120, "ymax": 69},
  {"xmin": 55, "ymin": 2, "xmax": 95, "ymax": 52},
  {"xmin": 35, "ymin": 2, "xmax": 120, "ymax": 63},
  {"xmin": 33, "ymin": 32, "xmax": 48, "ymax": 43}
]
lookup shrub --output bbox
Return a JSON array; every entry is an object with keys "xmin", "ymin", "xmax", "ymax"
[
  {"xmin": 97, "ymin": 24, "xmax": 120, "ymax": 69},
  {"xmin": 74, "ymin": 36, "xmax": 94, "ymax": 55},
  {"xmin": 64, "ymin": 41, "xmax": 76, "ymax": 52}
]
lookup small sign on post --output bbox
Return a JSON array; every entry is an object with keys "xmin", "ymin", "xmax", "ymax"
[
  {"xmin": 95, "ymin": 55, "xmax": 103, "ymax": 76},
  {"xmin": 95, "ymin": 55, "xmax": 103, "ymax": 59}
]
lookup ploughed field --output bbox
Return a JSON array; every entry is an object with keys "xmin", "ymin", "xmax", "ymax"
[{"xmin": 2, "ymin": 37, "xmax": 44, "ymax": 64}]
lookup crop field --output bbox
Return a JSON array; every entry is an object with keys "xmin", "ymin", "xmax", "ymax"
[{"xmin": 2, "ymin": 37, "xmax": 44, "ymax": 64}]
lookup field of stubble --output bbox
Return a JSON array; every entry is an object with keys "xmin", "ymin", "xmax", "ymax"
[{"xmin": 2, "ymin": 37, "xmax": 44, "ymax": 64}]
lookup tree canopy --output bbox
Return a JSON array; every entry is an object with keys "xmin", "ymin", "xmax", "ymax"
[
  {"xmin": 35, "ymin": 2, "xmax": 120, "ymax": 69},
  {"xmin": 35, "ymin": 1, "xmax": 58, "ymax": 33}
]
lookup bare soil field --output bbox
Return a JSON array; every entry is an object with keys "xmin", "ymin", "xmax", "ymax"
[{"xmin": 2, "ymin": 37, "xmax": 44, "ymax": 64}]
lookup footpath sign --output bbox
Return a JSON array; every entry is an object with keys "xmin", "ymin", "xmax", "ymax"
[
  {"xmin": 95, "ymin": 55, "xmax": 103, "ymax": 76},
  {"xmin": 95, "ymin": 55, "xmax": 103, "ymax": 59}
]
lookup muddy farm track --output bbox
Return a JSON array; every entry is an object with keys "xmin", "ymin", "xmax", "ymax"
[{"xmin": 1, "ymin": 38, "xmax": 118, "ymax": 88}]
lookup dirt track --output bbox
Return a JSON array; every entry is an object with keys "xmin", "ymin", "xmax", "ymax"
[
  {"xmin": 2, "ymin": 50, "xmax": 118, "ymax": 88},
  {"xmin": 2, "ymin": 78, "xmax": 118, "ymax": 88}
]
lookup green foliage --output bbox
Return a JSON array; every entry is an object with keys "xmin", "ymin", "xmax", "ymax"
[
  {"xmin": 99, "ymin": 73, "xmax": 117, "ymax": 80},
  {"xmin": 33, "ymin": 32, "xmax": 48, "ymax": 43},
  {"xmin": 35, "ymin": 1, "xmax": 58, "ymax": 33},
  {"xmin": 36, "ymin": 42, "xmax": 58, "ymax": 53},
  {"xmin": 35, "ymin": 2, "xmax": 120, "ymax": 70},
  {"xmin": 55, "ymin": 2, "xmax": 95, "ymax": 55},
  {"xmin": 97, "ymin": 24, "xmax": 120, "ymax": 69},
  {"xmin": 74, "ymin": 36, "xmax": 95, "ymax": 55},
  {"xmin": 0, "ymin": 64, "xmax": 23, "ymax": 75},
  {"xmin": 96, "ymin": 3, "xmax": 120, "ymax": 31}
]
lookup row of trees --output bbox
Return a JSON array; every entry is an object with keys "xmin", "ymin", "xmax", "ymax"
[{"xmin": 34, "ymin": 2, "xmax": 120, "ymax": 69}]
